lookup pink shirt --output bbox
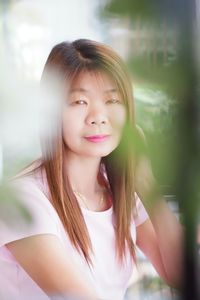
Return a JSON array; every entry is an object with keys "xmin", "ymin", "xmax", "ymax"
[{"xmin": 0, "ymin": 170, "xmax": 149, "ymax": 300}]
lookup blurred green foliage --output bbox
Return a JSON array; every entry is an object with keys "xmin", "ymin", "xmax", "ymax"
[
  {"xmin": 0, "ymin": 182, "xmax": 33, "ymax": 227},
  {"xmin": 100, "ymin": 0, "xmax": 187, "ymax": 193},
  {"xmin": 101, "ymin": 0, "xmax": 156, "ymax": 20}
]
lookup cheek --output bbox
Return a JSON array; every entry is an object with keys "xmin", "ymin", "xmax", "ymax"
[
  {"xmin": 62, "ymin": 113, "xmax": 79, "ymax": 143},
  {"xmin": 62, "ymin": 108, "xmax": 80, "ymax": 130},
  {"xmin": 112, "ymin": 106, "xmax": 127, "ymax": 131}
]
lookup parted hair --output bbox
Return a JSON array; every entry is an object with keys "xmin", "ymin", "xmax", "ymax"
[{"xmin": 20, "ymin": 39, "xmax": 142, "ymax": 266}]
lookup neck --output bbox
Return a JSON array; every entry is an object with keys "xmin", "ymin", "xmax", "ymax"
[{"xmin": 63, "ymin": 152, "xmax": 102, "ymax": 195}]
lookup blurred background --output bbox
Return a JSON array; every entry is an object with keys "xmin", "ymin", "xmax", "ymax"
[{"xmin": 0, "ymin": 0, "xmax": 200, "ymax": 299}]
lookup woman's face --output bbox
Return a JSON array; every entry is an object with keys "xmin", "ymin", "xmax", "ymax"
[{"xmin": 62, "ymin": 70, "xmax": 127, "ymax": 158}]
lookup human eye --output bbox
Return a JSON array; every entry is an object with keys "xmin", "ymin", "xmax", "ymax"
[
  {"xmin": 106, "ymin": 98, "xmax": 122, "ymax": 104},
  {"xmin": 70, "ymin": 99, "xmax": 88, "ymax": 105},
  {"xmin": 75, "ymin": 99, "xmax": 87, "ymax": 105}
]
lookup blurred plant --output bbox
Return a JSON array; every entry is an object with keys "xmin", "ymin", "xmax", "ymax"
[
  {"xmin": 100, "ymin": 0, "xmax": 200, "ymax": 299},
  {"xmin": 0, "ymin": 182, "xmax": 32, "ymax": 228},
  {"xmin": 98, "ymin": 0, "xmax": 188, "ymax": 194}
]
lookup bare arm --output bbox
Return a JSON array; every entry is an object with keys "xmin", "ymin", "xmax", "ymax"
[
  {"xmin": 136, "ymin": 209, "xmax": 184, "ymax": 289},
  {"xmin": 135, "ymin": 156, "xmax": 184, "ymax": 289},
  {"xmin": 6, "ymin": 234, "xmax": 97, "ymax": 300}
]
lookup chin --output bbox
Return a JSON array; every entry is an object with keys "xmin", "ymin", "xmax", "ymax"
[
  {"xmin": 76, "ymin": 147, "xmax": 115, "ymax": 158},
  {"xmin": 90, "ymin": 147, "xmax": 117, "ymax": 158},
  {"xmin": 66, "ymin": 142, "xmax": 118, "ymax": 158}
]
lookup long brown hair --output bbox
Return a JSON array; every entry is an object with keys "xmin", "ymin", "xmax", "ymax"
[{"xmin": 21, "ymin": 39, "xmax": 140, "ymax": 266}]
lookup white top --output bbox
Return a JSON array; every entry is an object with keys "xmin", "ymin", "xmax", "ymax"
[{"xmin": 0, "ymin": 170, "xmax": 149, "ymax": 300}]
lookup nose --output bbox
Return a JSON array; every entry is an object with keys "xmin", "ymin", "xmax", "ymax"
[{"xmin": 85, "ymin": 107, "xmax": 108, "ymax": 126}]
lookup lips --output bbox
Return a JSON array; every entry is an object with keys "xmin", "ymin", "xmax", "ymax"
[{"xmin": 84, "ymin": 134, "xmax": 110, "ymax": 143}]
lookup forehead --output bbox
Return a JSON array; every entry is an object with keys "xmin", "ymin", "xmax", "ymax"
[{"xmin": 69, "ymin": 70, "xmax": 118, "ymax": 93}]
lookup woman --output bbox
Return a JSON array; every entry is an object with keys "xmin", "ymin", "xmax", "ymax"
[{"xmin": 0, "ymin": 39, "xmax": 184, "ymax": 300}]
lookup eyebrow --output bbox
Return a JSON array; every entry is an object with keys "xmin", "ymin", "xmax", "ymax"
[{"xmin": 69, "ymin": 88, "xmax": 119, "ymax": 94}]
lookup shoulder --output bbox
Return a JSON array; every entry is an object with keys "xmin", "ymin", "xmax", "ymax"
[
  {"xmin": 8, "ymin": 168, "xmax": 59, "ymax": 225},
  {"xmin": 10, "ymin": 164, "xmax": 49, "ymax": 200},
  {"xmin": 11, "ymin": 159, "xmax": 47, "ymax": 192},
  {"xmin": 0, "ymin": 168, "xmax": 62, "ymax": 248}
]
